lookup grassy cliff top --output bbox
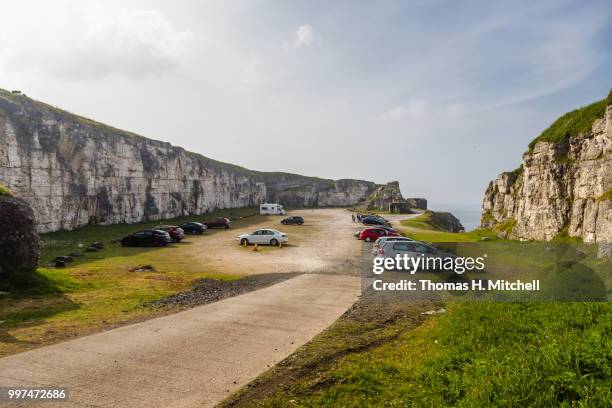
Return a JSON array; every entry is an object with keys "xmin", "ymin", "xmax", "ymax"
[{"xmin": 528, "ymin": 90, "xmax": 611, "ymax": 150}]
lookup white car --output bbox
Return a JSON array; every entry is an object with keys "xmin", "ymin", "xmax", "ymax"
[{"xmin": 236, "ymin": 229, "xmax": 288, "ymax": 246}]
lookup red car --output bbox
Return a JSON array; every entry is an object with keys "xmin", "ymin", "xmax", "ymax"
[
  {"xmin": 154, "ymin": 225, "xmax": 185, "ymax": 242},
  {"xmin": 202, "ymin": 217, "xmax": 230, "ymax": 229},
  {"xmin": 358, "ymin": 227, "xmax": 399, "ymax": 242}
]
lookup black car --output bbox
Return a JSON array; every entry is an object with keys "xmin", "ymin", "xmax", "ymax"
[
  {"xmin": 121, "ymin": 230, "xmax": 173, "ymax": 247},
  {"xmin": 281, "ymin": 216, "xmax": 304, "ymax": 225},
  {"xmin": 179, "ymin": 222, "xmax": 207, "ymax": 235},
  {"xmin": 362, "ymin": 216, "xmax": 387, "ymax": 226}
]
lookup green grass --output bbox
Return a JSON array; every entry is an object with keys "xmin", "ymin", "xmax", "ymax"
[
  {"xmin": 0, "ymin": 207, "xmax": 260, "ymax": 357},
  {"xmin": 528, "ymin": 97, "xmax": 607, "ymax": 150},
  {"xmin": 251, "ymin": 303, "xmax": 611, "ymax": 407},
  {"xmin": 0, "ymin": 183, "xmax": 12, "ymax": 197}
]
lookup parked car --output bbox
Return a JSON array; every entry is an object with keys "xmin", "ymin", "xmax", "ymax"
[
  {"xmin": 376, "ymin": 240, "xmax": 456, "ymax": 271},
  {"xmin": 371, "ymin": 236, "xmax": 414, "ymax": 255},
  {"xmin": 154, "ymin": 225, "xmax": 185, "ymax": 242},
  {"xmin": 203, "ymin": 217, "xmax": 230, "ymax": 229},
  {"xmin": 359, "ymin": 227, "xmax": 399, "ymax": 242},
  {"xmin": 179, "ymin": 222, "xmax": 207, "ymax": 235},
  {"xmin": 361, "ymin": 216, "xmax": 388, "ymax": 226},
  {"xmin": 121, "ymin": 230, "xmax": 172, "ymax": 247},
  {"xmin": 375, "ymin": 225, "xmax": 398, "ymax": 233},
  {"xmin": 281, "ymin": 216, "xmax": 304, "ymax": 225},
  {"xmin": 236, "ymin": 229, "xmax": 288, "ymax": 246}
]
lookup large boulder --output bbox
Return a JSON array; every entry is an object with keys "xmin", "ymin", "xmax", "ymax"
[{"xmin": 0, "ymin": 193, "xmax": 40, "ymax": 283}]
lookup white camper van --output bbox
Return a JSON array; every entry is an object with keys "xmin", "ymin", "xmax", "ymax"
[{"xmin": 260, "ymin": 203, "xmax": 285, "ymax": 215}]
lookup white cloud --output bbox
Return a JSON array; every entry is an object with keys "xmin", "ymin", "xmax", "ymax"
[
  {"xmin": 380, "ymin": 101, "xmax": 427, "ymax": 121},
  {"xmin": 287, "ymin": 24, "xmax": 319, "ymax": 49},
  {"xmin": 0, "ymin": 7, "xmax": 194, "ymax": 79}
]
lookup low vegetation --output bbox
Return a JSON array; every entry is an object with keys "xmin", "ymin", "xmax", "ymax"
[
  {"xmin": 0, "ymin": 207, "xmax": 260, "ymax": 357},
  {"xmin": 597, "ymin": 189, "xmax": 612, "ymax": 202},
  {"xmin": 230, "ymin": 302, "xmax": 610, "ymax": 407},
  {"xmin": 0, "ymin": 183, "xmax": 12, "ymax": 197},
  {"xmin": 528, "ymin": 97, "xmax": 608, "ymax": 149}
]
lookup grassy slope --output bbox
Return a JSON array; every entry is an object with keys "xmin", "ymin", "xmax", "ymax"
[
  {"xmin": 224, "ymin": 223, "xmax": 612, "ymax": 407},
  {"xmin": 528, "ymin": 91, "xmax": 610, "ymax": 150},
  {"xmin": 0, "ymin": 207, "xmax": 259, "ymax": 357},
  {"xmin": 400, "ymin": 211, "xmax": 498, "ymax": 242}
]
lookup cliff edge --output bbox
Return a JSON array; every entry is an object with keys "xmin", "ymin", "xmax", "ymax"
[
  {"xmin": 481, "ymin": 90, "xmax": 611, "ymax": 246},
  {"xmin": 0, "ymin": 89, "xmax": 376, "ymax": 232}
]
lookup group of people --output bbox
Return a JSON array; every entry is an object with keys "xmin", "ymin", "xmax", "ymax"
[{"xmin": 351, "ymin": 212, "xmax": 364, "ymax": 223}]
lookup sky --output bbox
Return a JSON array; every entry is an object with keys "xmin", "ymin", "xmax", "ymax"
[{"xmin": 0, "ymin": 0, "xmax": 610, "ymax": 209}]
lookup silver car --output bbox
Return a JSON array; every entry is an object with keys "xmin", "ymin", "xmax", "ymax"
[
  {"xmin": 371, "ymin": 236, "xmax": 414, "ymax": 255},
  {"xmin": 377, "ymin": 240, "xmax": 456, "ymax": 271}
]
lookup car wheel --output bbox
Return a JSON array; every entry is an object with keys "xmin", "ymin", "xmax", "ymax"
[
  {"xmin": 364, "ymin": 237, "xmax": 372, "ymax": 242},
  {"xmin": 240, "ymin": 238, "xmax": 249, "ymax": 246},
  {"xmin": 199, "ymin": 230, "xmax": 204, "ymax": 235},
  {"xmin": 225, "ymin": 225, "xmax": 229, "ymax": 229},
  {"xmin": 299, "ymin": 222, "xmax": 303, "ymax": 225},
  {"xmin": 270, "ymin": 238, "xmax": 279, "ymax": 246},
  {"xmin": 282, "ymin": 221, "xmax": 287, "ymax": 225}
]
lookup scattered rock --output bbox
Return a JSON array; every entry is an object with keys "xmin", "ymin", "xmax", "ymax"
[
  {"xmin": 55, "ymin": 260, "xmax": 67, "ymax": 268},
  {"xmin": 55, "ymin": 255, "xmax": 73, "ymax": 263},
  {"xmin": 481, "ymin": 236, "xmax": 490, "ymax": 241},
  {"xmin": 85, "ymin": 246, "xmax": 99, "ymax": 252},
  {"xmin": 90, "ymin": 242, "xmax": 104, "ymax": 249},
  {"xmin": 421, "ymin": 308, "xmax": 446, "ymax": 315},
  {"xmin": 130, "ymin": 265, "xmax": 157, "ymax": 273},
  {"xmin": 149, "ymin": 273, "xmax": 300, "ymax": 308}
]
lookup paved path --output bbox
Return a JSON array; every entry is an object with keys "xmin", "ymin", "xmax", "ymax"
[{"xmin": 0, "ymin": 274, "xmax": 360, "ymax": 407}]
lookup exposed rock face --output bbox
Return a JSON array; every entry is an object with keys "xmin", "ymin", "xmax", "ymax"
[
  {"xmin": 481, "ymin": 99, "xmax": 611, "ymax": 245},
  {"xmin": 405, "ymin": 198, "xmax": 427, "ymax": 210},
  {"xmin": 363, "ymin": 181, "xmax": 404, "ymax": 210},
  {"xmin": 0, "ymin": 194, "xmax": 40, "ymax": 279},
  {"xmin": 0, "ymin": 90, "xmax": 378, "ymax": 233},
  {"xmin": 430, "ymin": 211, "xmax": 464, "ymax": 233},
  {"xmin": 263, "ymin": 174, "xmax": 375, "ymax": 207}
]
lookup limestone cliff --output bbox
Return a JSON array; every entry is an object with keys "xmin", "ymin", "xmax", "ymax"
[
  {"xmin": 0, "ymin": 89, "xmax": 376, "ymax": 232},
  {"xmin": 481, "ymin": 91, "xmax": 611, "ymax": 246}
]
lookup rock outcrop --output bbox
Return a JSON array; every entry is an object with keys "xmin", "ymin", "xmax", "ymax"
[
  {"xmin": 0, "ymin": 90, "xmax": 378, "ymax": 232},
  {"xmin": 363, "ymin": 181, "xmax": 404, "ymax": 210},
  {"xmin": 0, "ymin": 189, "xmax": 40, "ymax": 283},
  {"xmin": 481, "ymin": 91, "xmax": 611, "ymax": 246}
]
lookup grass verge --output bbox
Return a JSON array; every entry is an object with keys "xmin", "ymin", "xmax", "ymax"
[{"xmin": 0, "ymin": 207, "xmax": 260, "ymax": 357}]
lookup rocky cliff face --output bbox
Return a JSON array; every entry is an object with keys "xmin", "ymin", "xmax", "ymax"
[
  {"xmin": 0, "ymin": 90, "xmax": 376, "ymax": 232},
  {"xmin": 481, "ymin": 93, "xmax": 611, "ymax": 247},
  {"xmin": 0, "ymin": 189, "xmax": 40, "ymax": 287}
]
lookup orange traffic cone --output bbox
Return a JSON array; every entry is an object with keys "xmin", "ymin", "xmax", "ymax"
[{"xmin": 253, "ymin": 243, "xmax": 259, "ymax": 252}]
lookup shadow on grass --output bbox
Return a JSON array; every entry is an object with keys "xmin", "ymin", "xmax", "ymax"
[{"xmin": 0, "ymin": 269, "xmax": 80, "ymax": 346}]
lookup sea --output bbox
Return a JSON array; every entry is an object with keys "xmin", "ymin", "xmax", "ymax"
[{"xmin": 430, "ymin": 205, "xmax": 482, "ymax": 232}]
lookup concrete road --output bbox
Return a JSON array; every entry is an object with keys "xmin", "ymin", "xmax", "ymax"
[{"xmin": 0, "ymin": 274, "xmax": 360, "ymax": 407}]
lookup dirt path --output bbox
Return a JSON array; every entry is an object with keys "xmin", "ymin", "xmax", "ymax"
[{"xmin": 0, "ymin": 274, "xmax": 360, "ymax": 408}]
